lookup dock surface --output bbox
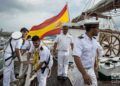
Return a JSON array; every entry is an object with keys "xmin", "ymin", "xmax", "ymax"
[
  {"xmin": 0, "ymin": 59, "xmax": 120, "ymax": 86},
  {"xmin": 47, "ymin": 59, "xmax": 72, "ymax": 86}
]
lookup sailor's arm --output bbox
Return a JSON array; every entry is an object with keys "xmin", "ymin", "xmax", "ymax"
[
  {"xmin": 53, "ymin": 42, "xmax": 58, "ymax": 58},
  {"xmin": 53, "ymin": 36, "xmax": 59, "ymax": 55},
  {"xmin": 96, "ymin": 42, "xmax": 104, "ymax": 58},
  {"xmin": 53, "ymin": 42, "xmax": 57, "ymax": 52},
  {"xmin": 73, "ymin": 56, "xmax": 87, "ymax": 75},
  {"xmin": 73, "ymin": 56, "xmax": 92, "ymax": 85},
  {"xmin": 21, "ymin": 40, "xmax": 30, "ymax": 55},
  {"xmin": 47, "ymin": 50, "xmax": 53, "ymax": 69},
  {"xmin": 94, "ymin": 56, "xmax": 99, "ymax": 70},
  {"xmin": 70, "ymin": 36, "xmax": 74, "ymax": 51},
  {"xmin": 15, "ymin": 48, "xmax": 21, "ymax": 62},
  {"xmin": 73, "ymin": 38, "xmax": 92, "ymax": 85},
  {"xmin": 94, "ymin": 42, "xmax": 104, "ymax": 70},
  {"xmin": 27, "ymin": 52, "xmax": 32, "ymax": 61},
  {"xmin": 70, "ymin": 43, "xmax": 73, "ymax": 51},
  {"xmin": 27, "ymin": 45, "xmax": 34, "ymax": 63},
  {"xmin": 15, "ymin": 38, "xmax": 23, "ymax": 62},
  {"xmin": 21, "ymin": 49, "xmax": 26, "ymax": 55}
]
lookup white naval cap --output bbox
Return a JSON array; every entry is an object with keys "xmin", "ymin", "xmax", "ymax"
[
  {"xmin": 11, "ymin": 31, "xmax": 22, "ymax": 39},
  {"xmin": 62, "ymin": 23, "xmax": 69, "ymax": 26},
  {"xmin": 63, "ymin": 22, "xmax": 80, "ymax": 27},
  {"xmin": 84, "ymin": 20, "xmax": 99, "ymax": 24},
  {"xmin": 84, "ymin": 20, "xmax": 99, "ymax": 28}
]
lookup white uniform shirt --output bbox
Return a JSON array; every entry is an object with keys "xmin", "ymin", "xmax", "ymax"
[
  {"xmin": 21, "ymin": 39, "xmax": 32, "ymax": 50},
  {"xmin": 54, "ymin": 33, "xmax": 73, "ymax": 51},
  {"xmin": 5, "ymin": 38, "xmax": 23, "ymax": 53},
  {"xmin": 73, "ymin": 33, "xmax": 100, "ymax": 68},
  {"xmin": 4, "ymin": 38, "xmax": 23, "ymax": 59},
  {"xmin": 29, "ymin": 45, "xmax": 52, "ymax": 68}
]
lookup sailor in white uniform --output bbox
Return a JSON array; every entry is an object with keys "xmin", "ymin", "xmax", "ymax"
[
  {"xmin": 20, "ymin": 27, "xmax": 29, "ymax": 42},
  {"xmin": 53, "ymin": 24, "xmax": 73, "ymax": 80},
  {"xmin": 28, "ymin": 36, "xmax": 53, "ymax": 86},
  {"xmin": 73, "ymin": 21, "xmax": 101, "ymax": 86},
  {"xmin": 20, "ymin": 28, "xmax": 30, "ymax": 55},
  {"xmin": 21, "ymin": 35, "xmax": 32, "ymax": 56},
  {"xmin": 3, "ymin": 31, "xmax": 23, "ymax": 86}
]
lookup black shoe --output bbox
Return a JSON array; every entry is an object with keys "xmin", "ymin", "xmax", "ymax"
[
  {"xmin": 57, "ymin": 76, "xmax": 63, "ymax": 80},
  {"xmin": 62, "ymin": 76, "xmax": 68, "ymax": 80}
]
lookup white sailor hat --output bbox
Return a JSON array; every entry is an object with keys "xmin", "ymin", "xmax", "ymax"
[
  {"xmin": 84, "ymin": 20, "xmax": 99, "ymax": 28},
  {"xmin": 62, "ymin": 23, "xmax": 69, "ymax": 26},
  {"xmin": 62, "ymin": 22, "xmax": 80, "ymax": 27},
  {"xmin": 11, "ymin": 31, "xmax": 22, "ymax": 39}
]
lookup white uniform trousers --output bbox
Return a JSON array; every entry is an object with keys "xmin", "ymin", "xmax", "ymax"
[
  {"xmin": 37, "ymin": 68, "xmax": 49, "ymax": 86},
  {"xmin": 74, "ymin": 68, "xmax": 97, "ymax": 86},
  {"xmin": 57, "ymin": 51, "xmax": 69, "ymax": 77},
  {"xmin": 3, "ymin": 53, "xmax": 16, "ymax": 86}
]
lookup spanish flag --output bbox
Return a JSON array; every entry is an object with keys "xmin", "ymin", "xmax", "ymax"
[{"xmin": 28, "ymin": 4, "xmax": 69, "ymax": 39}]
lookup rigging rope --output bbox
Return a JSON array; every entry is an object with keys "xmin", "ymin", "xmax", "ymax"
[
  {"xmin": 108, "ymin": 11, "xmax": 119, "ymax": 31},
  {"xmin": 81, "ymin": 0, "xmax": 91, "ymax": 13}
]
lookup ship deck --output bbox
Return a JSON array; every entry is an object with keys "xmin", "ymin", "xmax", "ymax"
[
  {"xmin": 43, "ymin": 57, "xmax": 120, "ymax": 86},
  {"xmin": 47, "ymin": 59, "xmax": 72, "ymax": 86},
  {"xmin": 0, "ymin": 59, "xmax": 120, "ymax": 86}
]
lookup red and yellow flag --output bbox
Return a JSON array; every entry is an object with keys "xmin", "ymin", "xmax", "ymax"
[{"xmin": 28, "ymin": 4, "xmax": 69, "ymax": 39}]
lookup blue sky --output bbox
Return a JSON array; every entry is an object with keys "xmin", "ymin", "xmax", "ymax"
[{"xmin": 0, "ymin": 0, "xmax": 119, "ymax": 32}]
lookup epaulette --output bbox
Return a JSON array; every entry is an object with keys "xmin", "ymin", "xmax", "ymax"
[
  {"xmin": 40, "ymin": 46, "xmax": 43, "ymax": 51},
  {"xmin": 78, "ymin": 34, "xmax": 84, "ymax": 39},
  {"xmin": 93, "ymin": 37, "xmax": 96, "ymax": 39}
]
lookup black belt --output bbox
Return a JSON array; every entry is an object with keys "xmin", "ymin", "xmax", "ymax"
[
  {"xmin": 85, "ymin": 67, "xmax": 92, "ymax": 70},
  {"xmin": 41, "ymin": 66, "xmax": 47, "ymax": 73},
  {"xmin": 5, "ymin": 56, "xmax": 12, "ymax": 61},
  {"xmin": 41, "ymin": 56, "xmax": 50, "ymax": 73}
]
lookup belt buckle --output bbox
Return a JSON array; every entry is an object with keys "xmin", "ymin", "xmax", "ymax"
[{"xmin": 85, "ymin": 67, "xmax": 91, "ymax": 70}]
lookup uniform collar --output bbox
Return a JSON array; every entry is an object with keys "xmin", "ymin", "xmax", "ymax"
[
  {"xmin": 34, "ymin": 45, "xmax": 44, "ymax": 51},
  {"xmin": 61, "ymin": 33, "xmax": 69, "ymax": 36},
  {"xmin": 84, "ymin": 33, "xmax": 94, "ymax": 41}
]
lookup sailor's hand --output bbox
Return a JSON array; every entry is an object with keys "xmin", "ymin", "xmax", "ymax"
[
  {"xmin": 94, "ymin": 64, "xmax": 99, "ymax": 71},
  {"xmin": 52, "ymin": 49, "xmax": 56, "ymax": 56},
  {"xmin": 83, "ymin": 73, "xmax": 92, "ymax": 85},
  {"xmin": 31, "ymin": 70, "xmax": 37, "ymax": 75},
  {"xmin": 94, "ymin": 59, "xmax": 99, "ymax": 71}
]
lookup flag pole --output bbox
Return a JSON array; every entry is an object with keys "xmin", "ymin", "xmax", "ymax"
[
  {"xmin": 66, "ymin": 2, "xmax": 70, "ymax": 22},
  {"xmin": 66, "ymin": 1, "xmax": 73, "ymax": 36}
]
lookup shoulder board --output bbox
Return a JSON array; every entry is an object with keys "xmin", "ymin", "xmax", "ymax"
[
  {"xmin": 40, "ymin": 46, "xmax": 43, "ymax": 51},
  {"xmin": 78, "ymin": 35, "xmax": 84, "ymax": 39},
  {"xmin": 93, "ymin": 37, "xmax": 96, "ymax": 39}
]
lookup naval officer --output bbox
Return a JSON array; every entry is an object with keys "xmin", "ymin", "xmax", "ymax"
[
  {"xmin": 28, "ymin": 35, "xmax": 53, "ymax": 86},
  {"xmin": 73, "ymin": 20, "xmax": 101, "ymax": 86},
  {"xmin": 53, "ymin": 24, "xmax": 73, "ymax": 80},
  {"xmin": 20, "ymin": 27, "xmax": 29, "ymax": 43},
  {"xmin": 21, "ymin": 35, "xmax": 32, "ymax": 56},
  {"xmin": 20, "ymin": 27, "xmax": 30, "ymax": 55},
  {"xmin": 3, "ymin": 31, "xmax": 23, "ymax": 86}
]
